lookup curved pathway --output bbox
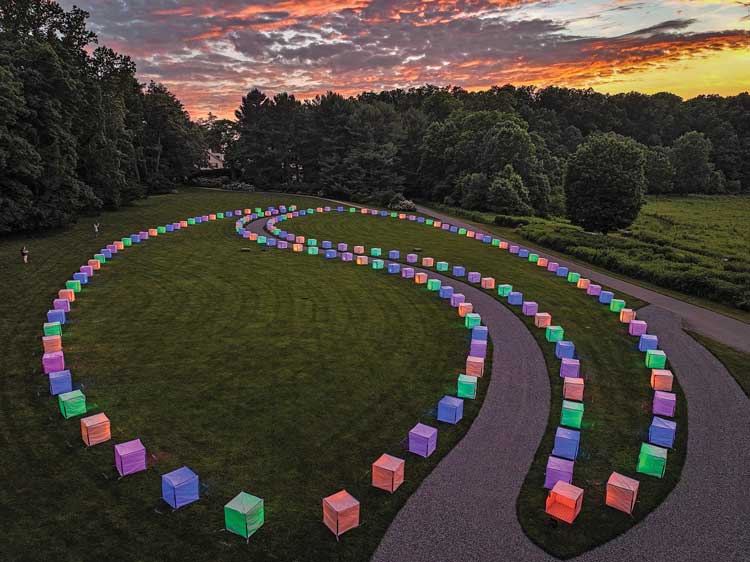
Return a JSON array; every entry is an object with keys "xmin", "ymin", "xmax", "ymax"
[
  {"xmin": 249, "ymin": 210, "xmax": 750, "ymax": 562},
  {"xmin": 415, "ymin": 205, "xmax": 750, "ymax": 353}
]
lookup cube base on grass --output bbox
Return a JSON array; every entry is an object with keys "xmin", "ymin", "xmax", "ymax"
[
  {"xmin": 545, "ymin": 482, "xmax": 583, "ymax": 524},
  {"xmin": 372, "ymin": 259, "xmax": 385, "ymax": 270},
  {"xmin": 629, "ymin": 320, "xmax": 648, "ymax": 336},
  {"xmin": 452, "ymin": 266, "xmax": 466, "ymax": 277},
  {"xmin": 650, "ymin": 369, "xmax": 674, "ymax": 391},
  {"xmin": 646, "ymin": 349, "xmax": 667, "ymax": 369},
  {"xmin": 480, "ymin": 277, "xmax": 496, "ymax": 290},
  {"xmin": 599, "ymin": 291, "xmax": 614, "ymax": 304},
  {"xmin": 469, "ymin": 340, "xmax": 487, "ymax": 358},
  {"xmin": 81, "ymin": 413, "xmax": 111, "ymax": 446},
  {"xmin": 468, "ymin": 271, "xmax": 481, "ymax": 283},
  {"xmin": 567, "ymin": 272, "xmax": 581, "ymax": 284},
  {"xmin": 466, "ymin": 356, "xmax": 485, "ymax": 377},
  {"xmin": 58, "ymin": 389, "xmax": 85, "ymax": 419},
  {"xmin": 436, "ymin": 261, "xmax": 449, "ymax": 272},
  {"xmin": 639, "ymin": 334, "xmax": 659, "ymax": 352},
  {"xmin": 414, "ymin": 272, "xmax": 428, "ymax": 284},
  {"xmin": 421, "ymin": 257, "xmax": 434, "ymax": 267},
  {"xmin": 43, "ymin": 321, "xmax": 62, "ymax": 336},
  {"xmin": 535, "ymin": 313, "xmax": 551, "ymax": 328},
  {"xmin": 610, "ymin": 299, "xmax": 626, "ymax": 313},
  {"xmin": 43, "ymin": 335, "xmax": 62, "ymax": 353},
  {"xmin": 649, "ymin": 416, "xmax": 677, "ymax": 448},
  {"xmin": 457, "ymin": 374, "xmax": 478, "ymax": 399},
  {"xmin": 587, "ymin": 284, "xmax": 602, "ymax": 296},
  {"xmin": 437, "ymin": 395, "xmax": 464, "ymax": 424},
  {"xmin": 465, "ymin": 313, "xmax": 481, "ymax": 329},
  {"xmin": 522, "ymin": 301, "xmax": 538, "ymax": 316},
  {"xmin": 472, "ymin": 326, "xmax": 488, "ymax": 341},
  {"xmin": 561, "ymin": 400, "xmax": 584, "ymax": 429},
  {"xmin": 49, "ymin": 370, "xmax": 72, "ymax": 395},
  {"xmin": 653, "ymin": 391, "xmax": 676, "ymax": 417},
  {"xmin": 552, "ymin": 427, "xmax": 580, "ymax": 460},
  {"xmin": 323, "ymin": 490, "xmax": 360, "ymax": 538},
  {"xmin": 546, "ymin": 326, "xmax": 564, "ymax": 343},
  {"xmin": 497, "ymin": 284, "xmax": 512, "ymax": 297},
  {"xmin": 458, "ymin": 302, "xmax": 473, "ymax": 317},
  {"xmin": 162, "ymin": 466, "xmax": 200, "ymax": 509},
  {"xmin": 114, "ymin": 439, "xmax": 147, "ymax": 476},
  {"xmin": 356, "ymin": 255, "xmax": 368, "ymax": 266},
  {"xmin": 408, "ymin": 423, "xmax": 438, "ymax": 457},
  {"xmin": 388, "ymin": 263, "xmax": 401, "ymax": 274},
  {"xmin": 563, "ymin": 377, "xmax": 584, "ymax": 401},
  {"xmin": 372, "ymin": 454, "xmax": 405, "ymax": 493},
  {"xmin": 401, "ymin": 267, "xmax": 414, "ymax": 279},
  {"xmin": 225, "ymin": 492, "xmax": 265, "ymax": 540},
  {"xmin": 53, "ymin": 298, "xmax": 71, "ymax": 312},
  {"xmin": 620, "ymin": 309, "xmax": 637, "ymax": 324},
  {"xmin": 427, "ymin": 278, "xmax": 441, "ymax": 291},
  {"xmin": 508, "ymin": 292, "xmax": 523, "ymax": 306},
  {"xmin": 637, "ymin": 443, "xmax": 667, "ymax": 478},
  {"xmin": 388, "ymin": 250, "xmax": 400, "ymax": 260},
  {"xmin": 544, "ymin": 456, "xmax": 574, "ymax": 489},
  {"xmin": 576, "ymin": 278, "xmax": 590, "ymax": 290},
  {"xmin": 555, "ymin": 341, "xmax": 575, "ymax": 359},
  {"xmin": 43, "ymin": 351, "xmax": 65, "ymax": 374},
  {"xmin": 450, "ymin": 293, "xmax": 465, "ymax": 307},
  {"xmin": 439, "ymin": 286, "xmax": 454, "ymax": 299},
  {"xmin": 560, "ymin": 358, "xmax": 580, "ymax": 378},
  {"xmin": 606, "ymin": 472, "xmax": 639, "ymax": 514}
]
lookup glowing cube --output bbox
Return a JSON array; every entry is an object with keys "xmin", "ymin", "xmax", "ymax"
[
  {"xmin": 555, "ymin": 341, "xmax": 575, "ymax": 359},
  {"xmin": 388, "ymin": 250, "xmax": 400, "ymax": 259},
  {"xmin": 292, "ymin": 243, "xmax": 303, "ymax": 252},
  {"xmin": 639, "ymin": 334, "xmax": 659, "ymax": 352},
  {"xmin": 325, "ymin": 249, "xmax": 337, "ymax": 259},
  {"xmin": 563, "ymin": 377, "xmax": 584, "ymax": 401},
  {"xmin": 528, "ymin": 253, "xmax": 539, "ymax": 263},
  {"xmin": 87, "ymin": 258, "xmax": 101, "ymax": 270},
  {"xmin": 560, "ymin": 358, "xmax": 580, "ymax": 378},
  {"xmin": 58, "ymin": 389, "xmax": 85, "ymax": 418},
  {"xmin": 372, "ymin": 454, "xmax": 405, "ymax": 493},
  {"xmin": 545, "ymin": 481, "xmax": 583, "ymax": 524},
  {"xmin": 47, "ymin": 308, "xmax": 66, "ymax": 325},
  {"xmin": 257, "ymin": 236, "xmax": 267, "ymax": 245},
  {"xmin": 372, "ymin": 259, "xmax": 385, "ymax": 270},
  {"xmin": 437, "ymin": 395, "xmax": 464, "ymax": 424},
  {"xmin": 322, "ymin": 241, "xmax": 332, "ymax": 249},
  {"xmin": 458, "ymin": 228, "xmax": 467, "ymax": 235},
  {"xmin": 497, "ymin": 284, "xmax": 512, "ymax": 297},
  {"xmin": 439, "ymin": 286, "xmax": 454, "ymax": 299},
  {"xmin": 576, "ymin": 278, "xmax": 590, "ymax": 290},
  {"xmin": 58, "ymin": 289, "xmax": 75, "ymax": 303},
  {"xmin": 547, "ymin": 261, "xmax": 558, "ymax": 272},
  {"xmin": 610, "ymin": 299, "xmax": 626, "ymax": 313},
  {"xmin": 148, "ymin": 228, "xmax": 158, "ymax": 237},
  {"xmin": 567, "ymin": 272, "xmax": 580, "ymax": 284},
  {"xmin": 467, "ymin": 271, "xmax": 481, "ymax": 283},
  {"xmin": 401, "ymin": 267, "xmax": 414, "ymax": 279},
  {"xmin": 620, "ymin": 309, "xmax": 636, "ymax": 323},
  {"xmin": 466, "ymin": 356, "xmax": 484, "ymax": 377},
  {"xmin": 436, "ymin": 261, "xmax": 449, "ymax": 272},
  {"xmin": 499, "ymin": 241, "xmax": 508, "ymax": 249},
  {"xmin": 427, "ymin": 278, "xmax": 441, "ymax": 291},
  {"xmin": 48, "ymin": 370, "xmax": 72, "ymax": 395},
  {"xmin": 650, "ymin": 416, "xmax": 677, "ymax": 449},
  {"xmin": 162, "ymin": 466, "xmax": 200, "ymax": 509},
  {"xmin": 453, "ymin": 266, "xmax": 466, "ymax": 277},
  {"xmin": 371, "ymin": 247, "xmax": 382, "ymax": 257},
  {"xmin": 561, "ymin": 400, "xmax": 584, "ymax": 429},
  {"xmin": 552, "ymin": 427, "xmax": 580, "ymax": 460},
  {"xmin": 606, "ymin": 472, "xmax": 639, "ymax": 514},
  {"xmin": 338, "ymin": 243, "xmax": 348, "ymax": 252},
  {"xmin": 508, "ymin": 292, "xmax": 523, "ymax": 305},
  {"xmin": 450, "ymin": 293, "xmax": 465, "ymax": 307},
  {"xmin": 556, "ymin": 266, "xmax": 569, "ymax": 278},
  {"xmin": 341, "ymin": 252, "xmax": 353, "ymax": 262},
  {"xmin": 406, "ymin": 253, "xmax": 418, "ymax": 263},
  {"xmin": 546, "ymin": 326, "xmax": 565, "ymax": 343},
  {"xmin": 356, "ymin": 255, "xmax": 368, "ymax": 266},
  {"xmin": 408, "ymin": 423, "xmax": 437, "ymax": 457},
  {"xmin": 388, "ymin": 263, "xmax": 401, "ymax": 274},
  {"xmin": 43, "ymin": 351, "xmax": 64, "ymax": 374},
  {"xmin": 650, "ymin": 369, "xmax": 673, "ymax": 391},
  {"xmin": 73, "ymin": 272, "xmax": 88, "ymax": 285},
  {"xmin": 80, "ymin": 265, "xmax": 94, "ymax": 277},
  {"xmin": 522, "ymin": 301, "xmax": 538, "ymax": 316},
  {"xmin": 414, "ymin": 272, "xmax": 427, "ymax": 284},
  {"xmin": 354, "ymin": 245, "xmax": 365, "ymax": 254},
  {"xmin": 628, "ymin": 320, "xmax": 647, "ymax": 336},
  {"xmin": 458, "ymin": 302, "xmax": 473, "ymax": 317},
  {"xmin": 457, "ymin": 374, "xmax": 478, "ymax": 399},
  {"xmin": 535, "ymin": 313, "xmax": 552, "ymax": 328},
  {"xmin": 81, "ymin": 413, "xmax": 111, "ymax": 446},
  {"xmin": 544, "ymin": 456, "xmax": 574, "ymax": 489},
  {"xmin": 480, "ymin": 277, "xmax": 496, "ymax": 290},
  {"xmin": 225, "ymin": 492, "xmax": 264, "ymax": 539},
  {"xmin": 653, "ymin": 391, "xmax": 676, "ymax": 417},
  {"xmin": 114, "ymin": 439, "xmax": 147, "ymax": 476},
  {"xmin": 42, "ymin": 335, "xmax": 62, "ymax": 353},
  {"xmin": 53, "ymin": 298, "xmax": 70, "ymax": 312},
  {"xmin": 518, "ymin": 249, "xmax": 529, "ymax": 258},
  {"xmin": 422, "ymin": 257, "xmax": 434, "ymax": 267},
  {"xmin": 465, "ymin": 313, "xmax": 481, "ymax": 329},
  {"xmin": 66, "ymin": 280, "xmax": 82, "ymax": 293},
  {"xmin": 645, "ymin": 349, "xmax": 667, "ymax": 369},
  {"xmin": 537, "ymin": 257, "xmax": 548, "ymax": 267},
  {"xmin": 637, "ymin": 443, "xmax": 667, "ymax": 478},
  {"xmin": 587, "ymin": 284, "xmax": 602, "ymax": 296}
]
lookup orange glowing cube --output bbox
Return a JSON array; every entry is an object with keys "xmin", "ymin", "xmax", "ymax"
[
  {"xmin": 537, "ymin": 257, "xmax": 548, "ymax": 267},
  {"xmin": 372, "ymin": 454, "xmax": 405, "ymax": 493},
  {"xmin": 619, "ymin": 309, "xmax": 636, "ymax": 323},
  {"xmin": 458, "ymin": 302, "xmax": 473, "ymax": 317},
  {"xmin": 42, "ymin": 335, "xmax": 62, "ymax": 353},
  {"xmin": 81, "ymin": 413, "xmax": 111, "ymax": 447},
  {"xmin": 545, "ymin": 481, "xmax": 583, "ymax": 524},
  {"xmin": 535, "ymin": 312, "xmax": 552, "ymax": 328},
  {"xmin": 576, "ymin": 278, "xmax": 590, "ymax": 290},
  {"xmin": 322, "ymin": 490, "xmax": 360, "ymax": 537},
  {"xmin": 414, "ymin": 272, "xmax": 428, "ymax": 284},
  {"xmin": 650, "ymin": 369, "xmax": 674, "ymax": 391}
]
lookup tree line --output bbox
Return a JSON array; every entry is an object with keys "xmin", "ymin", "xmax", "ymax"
[
  {"xmin": 0, "ymin": 1, "xmax": 206, "ymax": 234},
  {"xmin": 221, "ymin": 85, "xmax": 749, "ymax": 232}
]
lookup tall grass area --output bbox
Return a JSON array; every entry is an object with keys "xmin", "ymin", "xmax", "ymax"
[{"xmin": 431, "ymin": 195, "xmax": 750, "ymax": 315}]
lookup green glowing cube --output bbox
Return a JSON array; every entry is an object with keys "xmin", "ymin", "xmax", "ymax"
[
  {"xmin": 188, "ymin": 217, "xmax": 196, "ymax": 225},
  {"xmin": 272, "ymin": 229, "xmax": 281, "ymax": 236},
  {"xmin": 371, "ymin": 247, "xmax": 382, "ymax": 257},
  {"xmin": 122, "ymin": 237, "xmax": 132, "ymax": 247},
  {"xmin": 94, "ymin": 253, "xmax": 106, "ymax": 264},
  {"xmin": 425, "ymin": 219, "xmax": 434, "ymax": 226},
  {"xmin": 390, "ymin": 212, "xmax": 398, "ymax": 218},
  {"xmin": 427, "ymin": 279, "xmax": 441, "ymax": 291},
  {"xmin": 546, "ymin": 325, "xmax": 564, "ymax": 342},
  {"xmin": 465, "ymin": 313, "xmax": 481, "ymax": 329},
  {"xmin": 492, "ymin": 239, "xmax": 501, "ymax": 247},
  {"xmin": 637, "ymin": 443, "xmax": 667, "ymax": 478},
  {"xmin": 567, "ymin": 272, "xmax": 580, "ymax": 284},
  {"xmin": 458, "ymin": 228, "xmax": 467, "ymax": 235},
  {"xmin": 529, "ymin": 253, "xmax": 539, "ymax": 263},
  {"xmin": 307, "ymin": 246, "xmax": 319, "ymax": 256},
  {"xmin": 44, "ymin": 322, "xmax": 62, "ymax": 336},
  {"xmin": 436, "ymin": 261, "xmax": 449, "ymax": 272},
  {"xmin": 224, "ymin": 492, "xmax": 264, "ymax": 539},
  {"xmin": 610, "ymin": 299, "xmax": 626, "ymax": 313},
  {"xmin": 257, "ymin": 236, "xmax": 267, "ymax": 244},
  {"xmin": 457, "ymin": 374, "xmax": 478, "ymax": 399},
  {"xmin": 217, "ymin": 212, "xmax": 224, "ymax": 219},
  {"xmin": 349, "ymin": 207, "xmax": 356, "ymax": 213},
  {"xmin": 307, "ymin": 208, "xmax": 314, "ymax": 214},
  {"xmin": 372, "ymin": 259, "xmax": 384, "ymax": 270},
  {"xmin": 158, "ymin": 226, "xmax": 167, "ymax": 234},
  {"xmin": 645, "ymin": 349, "xmax": 667, "ymax": 369},
  {"xmin": 307, "ymin": 238, "xmax": 318, "ymax": 247},
  {"xmin": 66, "ymin": 280, "xmax": 82, "ymax": 293},
  {"xmin": 497, "ymin": 284, "xmax": 512, "ymax": 297},
  {"xmin": 560, "ymin": 400, "xmax": 584, "ymax": 429},
  {"xmin": 58, "ymin": 389, "xmax": 86, "ymax": 419}
]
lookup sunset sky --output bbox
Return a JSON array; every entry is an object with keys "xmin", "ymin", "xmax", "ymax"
[{"xmin": 60, "ymin": 0, "xmax": 750, "ymax": 119}]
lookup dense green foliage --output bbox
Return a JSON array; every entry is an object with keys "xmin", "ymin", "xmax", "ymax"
[
  {"xmin": 565, "ymin": 133, "xmax": 646, "ymax": 233},
  {"xmin": 0, "ymin": 1, "xmax": 205, "ymax": 233},
  {"xmin": 226, "ymin": 85, "xmax": 750, "ymax": 222}
]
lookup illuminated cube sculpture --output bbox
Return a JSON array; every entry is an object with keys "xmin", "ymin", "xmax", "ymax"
[{"xmin": 372, "ymin": 454, "xmax": 405, "ymax": 493}]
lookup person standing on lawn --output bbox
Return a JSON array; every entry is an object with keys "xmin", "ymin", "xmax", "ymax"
[{"xmin": 21, "ymin": 246, "xmax": 29, "ymax": 264}]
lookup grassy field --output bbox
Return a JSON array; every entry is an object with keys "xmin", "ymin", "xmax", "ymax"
[
  {"xmin": 429, "ymin": 195, "xmax": 750, "ymax": 321},
  {"xmin": 687, "ymin": 331, "xmax": 750, "ymax": 398},
  {"xmin": 0, "ymin": 189, "xmax": 490, "ymax": 562},
  {"xmin": 288, "ymin": 211, "xmax": 686, "ymax": 558}
]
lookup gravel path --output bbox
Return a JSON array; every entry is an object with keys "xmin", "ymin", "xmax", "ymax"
[
  {"xmin": 415, "ymin": 205, "xmax": 750, "ymax": 353},
  {"xmin": 247, "ymin": 212, "xmax": 750, "ymax": 562}
]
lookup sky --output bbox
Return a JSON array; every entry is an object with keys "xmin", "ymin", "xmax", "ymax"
[{"xmin": 60, "ymin": 0, "xmax": 750, "ymax": 119}]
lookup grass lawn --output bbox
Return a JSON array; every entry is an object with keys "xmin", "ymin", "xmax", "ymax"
[
  {"xmin": 687, "ymin": 331, "xmax": 750, "ymax": 398},
  {"xmin": 1, "ymin": 189, "xmax": 488, "ymax": 562},
  {"xmin": 427, "ymin": 195, "xmax": 750, "ymax": 322},
  {"xmin": 287, "ymin": 211, "xmax": 687, "ymax": 558}
]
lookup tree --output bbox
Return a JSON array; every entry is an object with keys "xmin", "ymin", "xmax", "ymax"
[
  {"xmin": 670, "ymin": 131, "xmax": 721, "ymax": 194},
  {"xmin": 644, "ymin": 146, "xmax": 674, "ymax": 194},
  {"xmin": 565, "ymin": 133, "xmax": 646, "ymax": 233},
  {"xmin": 488, "ymin": 165, "xmax": 532, "ymax": 215}
]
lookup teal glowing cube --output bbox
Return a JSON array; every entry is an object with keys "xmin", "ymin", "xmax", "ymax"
[
  {"xmin": 257, "ymin": 236, "xmax": 266, "ymax": 244},
  {"xmin": 457, "ymin": 374, "xmax": 477, "ymax": 399},
  {"xmin": 371, "ymin": 247, "xmax": 382, "ymax": 257},
  {"xmin": 307, "ymin": 246, "xmax": 319, "ymax": 256},
  {"xmin": 465, "ymin": 313, "xmax": 481, "ymax": 329},
  {"xmin": 372, "ymin": 259, "xmax": 384, "ymax": 270},
  {"xmin": 497, "ymin": 284, "xmax": 512, "ymax": 297},
  {"xmin": 436, "ymin": 261, "xmax": 449, "ymax": 272},
  {"xmin": 307, "ymin": 238, "xmax": 318, "ymax": 247},
  {"xmin": 546, "ymin": 325, "xmax": 564, "ymax": 342},
  {"xmin": 427, "ymin": 278, "xmax": 441, "ymax": 291},
  {"xmin": 645, "ymin": 349, "xmax": 667, "ymax": 369},
  {"xmin": 610, "ymin": 299, "xmax": 626, "ymax": 313}
]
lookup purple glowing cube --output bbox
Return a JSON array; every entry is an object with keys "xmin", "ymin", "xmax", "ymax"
[
  {"xmin": 508, "ymin": 292, "xmax": 523, "ymax": 305},
  {"xmin": 470, "ymin": 340, "xmax": 487, "ymax": 358},
  {"xmin": 409, "ymin": 423, "xmax": 438, "ymax": 457},
  {"xmin": 42, "ymin": 351, "xmax": 65, "ymax": 374},
  {"xmin": 53, "ymin": 299, "xmax": 70, "ymax": 313},
  {"xmin": 401, "ymin": 267, "xmax": 415, "ymax": 279},
  {"xmin": 639, "ymin": 334, "xmax": 658, "ymax": 352},
  {"xmin": 437, "ymin": 396, "xmax": 464, "ymax": 425},
  {"xmin": 649, "ymin": 417, "xmax": 677, "ymax": 448},
  {"xmin": 450, "ymin": 293, "xmax": 465, "ymax": 307},
  {"xmin": 80, "ymin": 265, "xmax": 94, "ymax": 277},
  {"xmin": 555, "ymin": 341, "xmax": 575, "ymax": 359},
  {"xmin": 547, "ymin": 262, "xmax": 559, "ymax": 272},
  {"xmin": 560, "ymin": 358, "xmax": 580, "ymax": 378},
  {"xmin": 286, "ymin": 233, "xmax": 295, "ymax": 242},
  {"xmin": 629, "ymin": 320, "xmax": 648, "ymax": 336},
  {"xmin": 522, "ymin": 301, "xmax": 538, "ymax": 316},
  {"xmin": 544, "ymin": 456, "xmax": 574, "ymax": 489},
  {"xmin": 338, "ymin": 243, "xmax": 348, "ymax": 252},
  {"xmin": 277, "ymin": 241, "xmax": 289, "ymax": 249},
  {"xmin": 509, "ymin": 245, "xmax": 519, "ymax": 254},
  {"xmin": 586, "ymin": 284, "xmax": 602, "ymax": 296},
  {"xmin": 47, "ymin": 309, "xmax": 66, "ymax": 325},
  {"xmin": 341, "ymin": 252, "xmax": 353, "ymax": 262},
  {"xmin": 468, "ymin": 272, "xmax": 481, "ymax": 283},
  {"xmin": 453, "ymin": 266, "xmax": 466, "ymax": 277},
  {"xmin": 115, "ymin": 439, "xmax": 147, "ymax": 476},
  {"xmin": 406, "ymin": 253, "xmax": 418, "ymax": 263},
  {"xmin": 653, "ymin": 391, "xmax": 676, "ymax": 417}
]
